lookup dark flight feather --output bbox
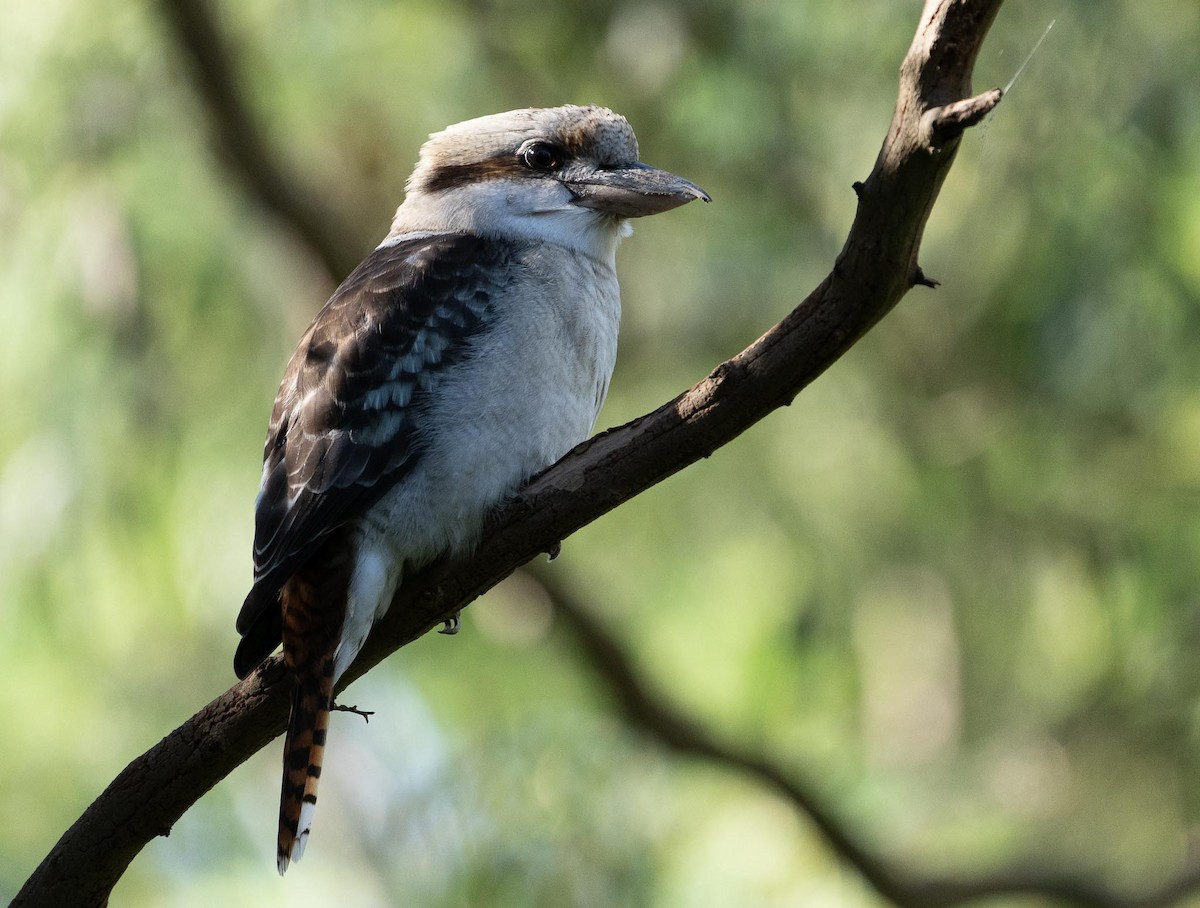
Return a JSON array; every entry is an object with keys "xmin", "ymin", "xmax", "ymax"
[{"xmin": 234, "ymin": 233, "xmax": 514, "ymax": 677}]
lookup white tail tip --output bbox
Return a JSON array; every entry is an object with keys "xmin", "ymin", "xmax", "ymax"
[{"xmin": 277, "ymin": 802, "xmax": 315, "ymax": 876}]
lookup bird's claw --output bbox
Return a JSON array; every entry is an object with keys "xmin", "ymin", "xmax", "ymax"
[{"xmin": 438, "ymin": 612, "xmax": 461, "ymax": 635}]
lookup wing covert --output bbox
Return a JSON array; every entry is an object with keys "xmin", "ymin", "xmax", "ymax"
[{"xmin": 236, "ymin": 233, "xmax": 512, "ymax": 641}]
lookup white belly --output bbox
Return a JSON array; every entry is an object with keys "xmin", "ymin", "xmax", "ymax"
[{"xmin": 333, "ymin": 244, "xmax": 620, "ymax": 680}]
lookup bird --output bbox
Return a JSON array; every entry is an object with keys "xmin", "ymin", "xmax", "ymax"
[{"xmin": 231, "ymin": 105, "xmax": 708, "ymax": 874}]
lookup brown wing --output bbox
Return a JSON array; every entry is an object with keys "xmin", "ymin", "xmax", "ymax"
[{"xmin": 233, "ymin": 233, "xmax": 514, "ymax": 677}]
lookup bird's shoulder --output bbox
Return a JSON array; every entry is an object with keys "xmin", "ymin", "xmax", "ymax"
[
  {"xmin": 271, "ymin": 231, "xmax": 518, "ymax": 483},
  {"xmin": 299, "ymin": 231, "xmax": 516, "ymax": 380}
]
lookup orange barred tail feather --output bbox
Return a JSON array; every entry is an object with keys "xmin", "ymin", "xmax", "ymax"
[
  {"xmin": 277, "ymin": 659, "xmax": 335, "ymax": 875},
  {"xmin": 275, "ymin": 531, "xmax": 353, "ymax": 875}
]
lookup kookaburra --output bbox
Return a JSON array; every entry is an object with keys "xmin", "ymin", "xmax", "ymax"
[{"xmin": 231, "ymin": 105, "xmax": 708, "ymax": 874}]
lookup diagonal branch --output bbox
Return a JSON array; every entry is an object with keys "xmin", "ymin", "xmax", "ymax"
[
  {"xmin": 17, "ymin": 1, "xmax": 1012, "ymax": 904},
  {"xmin": 534, "ymin": 565, "xmax": 1200, "ymax": 908}
]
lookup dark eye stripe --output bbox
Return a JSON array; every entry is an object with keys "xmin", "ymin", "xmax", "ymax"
[
  {"xmin": 422, "ymin": 141, "xmax": 573, "ymax": 193},
  {"xmin": 420, "ymin": 157, "xmax": 527, "ymax": 193}
]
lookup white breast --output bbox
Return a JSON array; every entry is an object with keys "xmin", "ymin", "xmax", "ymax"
[
  {"xmin": 390, "ymin": 241, "xmax": 620, "ymax": 553},
  {"xmin": 332, "ymin": 241, "xmax": 620, "ymax": 681}
]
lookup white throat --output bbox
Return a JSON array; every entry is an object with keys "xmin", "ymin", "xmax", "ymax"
[{"xmin": 384, "ymin": 178, "xmax": 632, "ymax": 265}]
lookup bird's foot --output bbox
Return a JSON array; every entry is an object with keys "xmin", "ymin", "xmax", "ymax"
[
  {"xmin": 331, "ymin": 701, "xmax": 375, "ymax": 723},
  {"xmin": 546, "ymin": 541, "xmax": 562, "ymax": 562},
  {"xmin": 438, "ymin": 612, "xmax": 461, "ymax": 635}
]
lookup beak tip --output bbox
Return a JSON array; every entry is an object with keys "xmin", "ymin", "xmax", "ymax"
[{"xmin": 679, "ymin": 180, "xmax": 711, "ymax": 205}]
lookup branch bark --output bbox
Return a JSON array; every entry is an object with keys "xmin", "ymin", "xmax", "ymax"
[{"xmin": 17, "ymin": 1, "xmax": 1010, "ymax": 904}]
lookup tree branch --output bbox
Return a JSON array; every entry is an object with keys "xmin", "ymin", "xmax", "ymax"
[
  {"xmin": 17, "ymin": 0, "xmax": 1014, "ymax": 904},
  {"xmin": 534, "ymin": 565, "xmax": 1200, "ymax": 908}
]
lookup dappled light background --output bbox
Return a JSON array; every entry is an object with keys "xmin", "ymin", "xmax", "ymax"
[{"xmin": 4, "ymin": 0, "xmax": 1200, "ymax": 905}]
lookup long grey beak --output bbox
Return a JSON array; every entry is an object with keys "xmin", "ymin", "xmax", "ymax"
[{"xmin": 567, "ymin": 162, "xmax": 710, "ymax": 218}]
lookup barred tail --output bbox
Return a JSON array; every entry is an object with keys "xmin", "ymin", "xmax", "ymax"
[
  {"xmin": 273, "ymin": 530, "xmax": 353, "ymax": 874},
  {"xmin": 277, "ymin": 658, "xmax": 334, "ymax": 875}
]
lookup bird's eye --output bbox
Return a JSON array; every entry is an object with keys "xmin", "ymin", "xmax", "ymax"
[{"xmin": 520, "ymin": 143, "xmax": 562, "ymax": 172}]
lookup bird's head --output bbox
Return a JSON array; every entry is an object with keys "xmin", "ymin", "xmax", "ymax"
[{"xmin": 389, "ymin": 105, "xmax": 709, "ymax": 263}]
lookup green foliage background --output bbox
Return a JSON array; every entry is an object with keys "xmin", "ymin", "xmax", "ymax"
[{"xmin": 3, "ymin": 0, "xmax": 1200, "ymax": 904}]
